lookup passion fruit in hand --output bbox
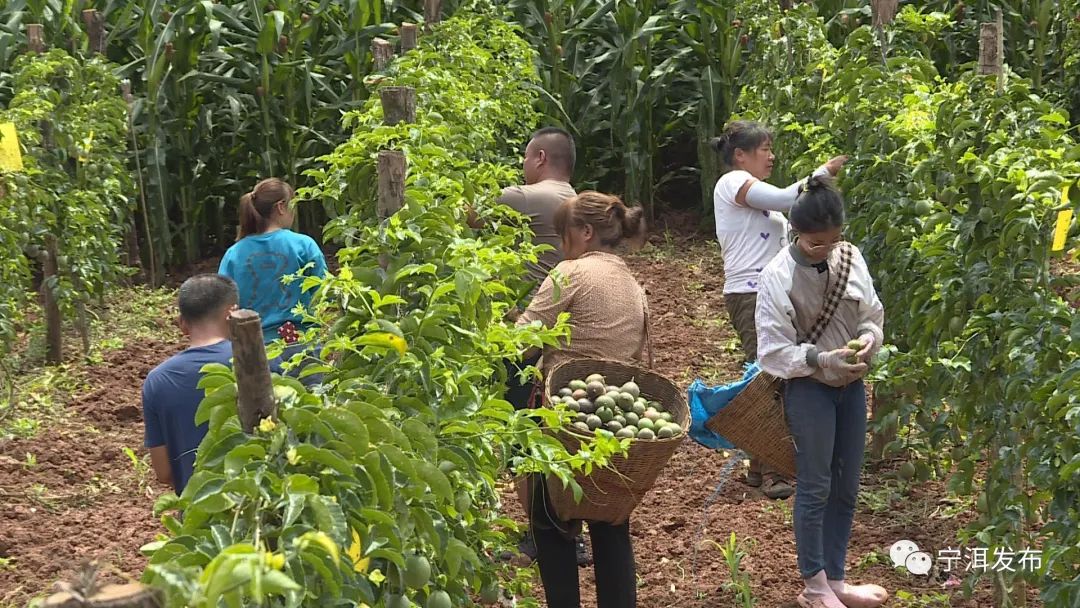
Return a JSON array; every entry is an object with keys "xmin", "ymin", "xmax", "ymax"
[{"xmin": 846, "ymin": 339, "xmax": 864, "ymax": 364}]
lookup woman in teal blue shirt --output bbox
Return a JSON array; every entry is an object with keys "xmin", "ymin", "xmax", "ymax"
[{"xmin": 219, "ymin": 178, "xmax": 328, "ymax": 344}]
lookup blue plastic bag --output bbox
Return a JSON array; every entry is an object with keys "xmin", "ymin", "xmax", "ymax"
[{"xmin": 687, "ymin": 362, "xmax": 762, "ymax": 450}]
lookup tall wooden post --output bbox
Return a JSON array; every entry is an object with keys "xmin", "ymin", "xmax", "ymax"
[
  {"xmin": 372, "ymin": 37, "xmax": 394, "ymax": 71},
  {"xmin": 81, "ymin": 9, "xmax": 106, "ymax": 55},
  {"xmin": 979, "ymin": 10, "xmax": 1004, "ymax": 92},
  {"xmin": 870, "ymin": 0, "xmax": 897, "ymax": 62},
  {"xmin": 27, "ymin": 24, "xmax": 45, "ymax": 53},
  {"xmin": 42, "ymin": 235, "xmax": 63, "ymax": 365},
  {"xmin": 377, "ymin": 151, "xmax": 407, "ymax": 218},
  {"xmin": 376, "ymin": 83, "xmax": 415, "ymax": 235},
  {"xmin": 424, "ymin": 0, "xmax": 442, "ymax": 29},
  {"xmin": 871, "ymin": 0, "xmax": 898, "ymax": 28},
  {"xmin": 400, "ymin": 23, "xmax": 418, "ymax": 52},
  {"xmin": 229, "ymin": 310, "xmax": 276, "ymax": 434},
  {"xmin": 379, "ymin": 86, "xmax": 416, "ymax": 126},
  {"xmin": 40, "ymin": 563, "xmax": 162, "ymax": 608}
]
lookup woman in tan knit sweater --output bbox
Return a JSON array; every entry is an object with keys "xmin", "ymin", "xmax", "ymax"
[{"xmin": 516, "ymin": 191, "xmax": 648, "ymax": 608}]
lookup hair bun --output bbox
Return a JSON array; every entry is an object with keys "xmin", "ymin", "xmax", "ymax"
[
  {"xmin": 805, "ymin": 174, "xmax": 833, "ymax": 192},
  {"xmin": 608, "ymin": 200, "xmax": 627, "ymax": 220},
  {"xmin": 708, "ymin": 135, "xmax": 728, "ymax": 153}
]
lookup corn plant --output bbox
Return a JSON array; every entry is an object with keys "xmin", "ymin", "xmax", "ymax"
[
  {"xmin": 668, "ymin": 0, "xmax": 748, "ymax": 213},
  {"xmin": 508, "ymin": 0, "xmax": 740, "ymax": 213},
  {"xmin": 704, "ymin": 532, "xmax": 755, "ymax": 608}
]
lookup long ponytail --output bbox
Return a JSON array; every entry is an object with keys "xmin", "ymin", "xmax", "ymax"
[
  {"xmin": 237, "ymin": 192, "xmax": 259, "ymax": 239},
  {"xmin": 235, "ymin": 178, "xmax": 295, "ymax": 239}
]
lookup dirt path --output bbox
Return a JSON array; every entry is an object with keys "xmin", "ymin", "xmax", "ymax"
[{"xmin": 0, "ymin": 340, "xmax": 180, "ymax": 606}]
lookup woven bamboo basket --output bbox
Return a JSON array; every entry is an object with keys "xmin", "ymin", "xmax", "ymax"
[
  {"xmin": 704, "ymin": 371, "xmax": 796, "ymax": 478},
  {"xmin": 543, "ymin": 358, "xmax": 688, "ymax": 524}
]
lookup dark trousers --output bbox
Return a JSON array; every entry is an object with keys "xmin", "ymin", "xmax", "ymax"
[
  {"xmin": 529, "ymin": 475, "xmax": 636, "ymax": 608},
  {"xmin": 504, "ymin": 352, "xmax": 542, "ymax": 411}
]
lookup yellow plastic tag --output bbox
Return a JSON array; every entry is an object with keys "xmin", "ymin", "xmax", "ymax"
[
  {"xmin": 1052, "ymin": 208, "xmax": 1073, "ymax": 252},
  {"xmin": 0, "ymin": 122, "xmax": 24, "ymax": 171}
]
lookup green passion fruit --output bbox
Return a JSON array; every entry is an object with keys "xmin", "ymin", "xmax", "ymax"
[{"xmin": 404, "ymin": 554, "xmax": 431, "ymax": 589}]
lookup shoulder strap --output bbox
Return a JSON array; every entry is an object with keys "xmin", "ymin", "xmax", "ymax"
[
  {"xmin": 644, "ymin": 302, "xmax": 655, "ymax": 369},
  {"xmin": 804, "ymin": 241, "xmax": 854, "ymax": 344}
]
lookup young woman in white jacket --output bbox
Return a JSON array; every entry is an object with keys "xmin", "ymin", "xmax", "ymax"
[{"xmin": 755, "ymin": 176, "xmax": 888, "ymax": 608}]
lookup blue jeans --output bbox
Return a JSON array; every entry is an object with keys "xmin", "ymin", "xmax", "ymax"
[{"xmin": 784, "ymin": 377, "xmax": 866, "ymax": 580}]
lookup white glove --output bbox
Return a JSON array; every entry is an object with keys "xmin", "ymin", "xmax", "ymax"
[
  {"xmin": 817, "ymin": 347, "xmax": 868, "ymax": 377},
  {"xmin": 855, "ymin": 333, "xmax": 876, "ymax": 362}
]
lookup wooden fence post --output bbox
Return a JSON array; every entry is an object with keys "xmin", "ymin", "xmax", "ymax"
[
  {"xmin": 42, "ymin": 236, "xmax": 63, "ymax": 365},
  {"xmin": 372, "ymin": 37, "xmax": 394, "ymax": 71},
  {"xmin": 40, "ymin": 563, "xmax": 162, "ymax": 608},
  {"xmin": 979, "ymin": 10, "xmax": 1004, "ymax": 91},
  {"xmin": 377, "ymin": 151, "xmax": 407, "ymax": 218},
  {"xmin": 871, "ymin": 0, "xmax": 898, "ymax": 28},
  {"xmin": 229, "ymin": 310, "xmax": 276, "ymax": 434},
  {"xmin": 81, "ymin": 9, "xmax": 106, "ymax": 55},
  {"xmin": 27, "ymin": 24, "xmax": 45, "ymax": 53},
  {"xmin": 379, "ymin": 86, "xmax": 416, "ymax": 126},
  {"xmin": 424, "ymin": 0, "xmax": 442, "ymax": 29},
  {"xmin": 400, "ymin": 23, "xmax": 418, "ymax": 52}
]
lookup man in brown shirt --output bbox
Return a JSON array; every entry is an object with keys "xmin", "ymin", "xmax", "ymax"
[{"xmin": 497, "ymin": 127, "xmax": 578, "ymax": 292}]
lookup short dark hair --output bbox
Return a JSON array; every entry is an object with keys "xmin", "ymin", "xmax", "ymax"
[
  {"xmin": 790, "ymin": 175, "xmax": 846, "ymax": 233},
  {"xmin": 530, "ymin": 127, "xmax": 576, "ymax": 174},
  {"xmin": 178, "ymin": 274, "xmax": 238, "ymax": 323},
  {"xmin": 709, "ymin": 120, "xmax": 773, "ymax": 167}
]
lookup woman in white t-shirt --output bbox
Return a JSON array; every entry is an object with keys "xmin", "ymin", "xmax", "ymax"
[{"xmin": 711, "ymin": 120, "xmax": 847, "ymax": 499}]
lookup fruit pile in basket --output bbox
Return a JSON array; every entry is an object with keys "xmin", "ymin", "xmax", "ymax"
[{"xmin": 549, "ymin": 372, "xmax": 682, "ymax": 440}]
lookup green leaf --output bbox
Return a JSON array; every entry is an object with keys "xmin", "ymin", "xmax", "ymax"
[
  {"xmin": 153, "ymin": 492, "xmax": 182, "ymax": 516},
  {"xmin": 195, "ymin": 383, "xmax": 238, "ymax": 425},
  {"xmin": 401, "ymin": 419, "xmax": 437, "ymax": 459},
  {"xmin": 415, "ymin": 461, "xmax": 453, "ymax": 502},
  {"xmin": 321, "ymin": 408, "xmax": 370, "ymax": 454},
  {"xmin": 307, "ymin": 495, "xmax": 349, "ymax": 545},
  {"xmin": 292, "ymin": 444, "xmax": 355, "ymax": 476},
  {"xmin": 379, "ymin": 444, "xmax": 415, "ymax": 478},
  {"xmin": 362, "ymin": 452, "xmax": 393, "ymax": 510},
  {"xmin": 224, "ymin": 444, "xmax": 266, "ymax": 476}
]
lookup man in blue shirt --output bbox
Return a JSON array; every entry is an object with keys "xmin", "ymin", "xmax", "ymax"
[{"xmin": 142, "ymin": 274, "xmax": 240, "ymax": 495}]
